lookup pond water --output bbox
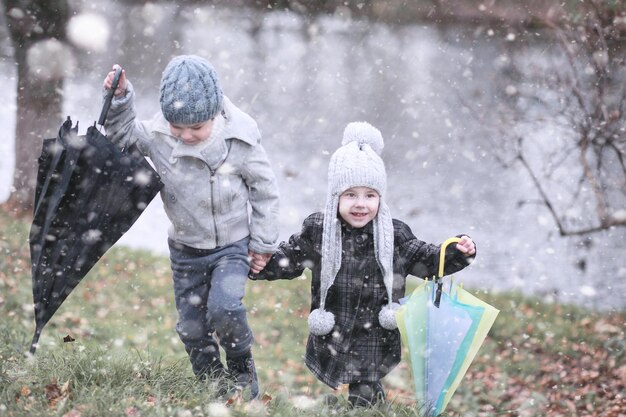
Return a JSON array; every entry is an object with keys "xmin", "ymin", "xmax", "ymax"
[{"xmin": 0, "ymin": 2, "xmax": 623, "ymax": 310}]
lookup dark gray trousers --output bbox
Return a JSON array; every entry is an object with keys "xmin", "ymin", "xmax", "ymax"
[{"xmin": 169, "ymin": 237, "xmax": 253, "ymax": 377}]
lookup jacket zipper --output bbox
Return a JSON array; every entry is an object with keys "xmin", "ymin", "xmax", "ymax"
[
  {"xmin": 205, "ymin": 140, "xmax": 232, "ymax": 247},
  {"xmin": 209, "ymin": 167, "xmax": 218, "ymax": 247}
]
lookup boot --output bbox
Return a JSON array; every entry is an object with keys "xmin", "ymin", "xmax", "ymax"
[
  {"xmin": 186, "ymin": 345, "xmax": 230, "ymax": 397},
  {"xmin": 226, "ymin": 352, "xmax": 260, "ymax": 401},
  {"xmin": 186, "ymin": 344, "xmax": 225, "ymax": 379},
  {"xmin": 348, "ymin": 381, "xmax": 386, "ymax": 407}
]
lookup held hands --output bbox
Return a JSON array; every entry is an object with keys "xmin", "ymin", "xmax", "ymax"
[
  {"xmin": 456, "ymin": 235, "xmax": 476, "ymax": 256},
  {"xmin": 103, "ymin": 64, "xmax": 127, "ymax": 97},
  {"xmin": 248, "ymin": 251, "xmax": 272, "ymax": 275}
]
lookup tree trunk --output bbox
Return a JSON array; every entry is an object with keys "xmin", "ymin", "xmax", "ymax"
[{"xmin": 3, "ymin": 0, "xmax": 69, "ymax": 217}]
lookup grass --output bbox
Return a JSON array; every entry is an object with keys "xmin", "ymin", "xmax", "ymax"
[{"xmin": 0, "ymin": 208, "xmax": 624, "ymax": 416}]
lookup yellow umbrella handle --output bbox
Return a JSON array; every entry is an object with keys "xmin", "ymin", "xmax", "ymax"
[
  {"xmin": 438, "ymin": 237, "xmax": 462, "ymax": 278},
  {"xmin": 429, "ymin": 237, "xmax": 462, "ymax": 308}
]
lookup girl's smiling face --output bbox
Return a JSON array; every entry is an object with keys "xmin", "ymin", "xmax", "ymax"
[
  {"xmin": 338, "ymin": 186, "xmax": 380, "ymax": 228},
  {"xmin": 169, "ymin": 118, "xmax": 215, "ymax": 145}
]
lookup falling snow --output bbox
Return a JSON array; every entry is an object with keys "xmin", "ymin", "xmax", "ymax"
[
  {"xmin": 67, "ymin": 13, "xmax": 110, "ymax": 52},
  {"xmin": 26, "ymin": 39, "xmax": 75, "ymax": 80}
]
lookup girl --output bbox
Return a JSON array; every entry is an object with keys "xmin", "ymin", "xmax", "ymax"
[{"xmin": 251, "ymin": 122, "xmax": 475, "ymax": 406}]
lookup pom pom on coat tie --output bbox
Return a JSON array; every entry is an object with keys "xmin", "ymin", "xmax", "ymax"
[
  {"xmin": 378, "ymin": 302, "xmax": 401, "ymax": 330},
  {"xmin": 308, "ymin": 308, "xmax": 336, "ymax": 336}
]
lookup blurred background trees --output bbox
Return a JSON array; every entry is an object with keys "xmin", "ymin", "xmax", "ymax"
[
  {"xmin": 470, "ymin": 0, "xmax": 625, "ymax": 235},
  {"xmin": 1, "ymin": 0, "xmax": 624, "ymax": 237},
  {"xmin": 2, "ymin": 0, "xmax": 69, "ymax": 214}
]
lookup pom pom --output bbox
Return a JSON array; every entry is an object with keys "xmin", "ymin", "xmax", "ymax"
[
  {"xmin": 308, "ymin": 308, "xmax": 335, "ymax": 336},
  {"xmin": 378, "ymin": 303, "xmax": 401, "ymax": 330},
  {"xmin": 342, "ymin": 122, "xmax": 384, "ymax": 155}
]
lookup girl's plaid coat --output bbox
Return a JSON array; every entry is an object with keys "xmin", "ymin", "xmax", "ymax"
[{"xmin": 252, "ymin": 212, "xmax": 473, "ymax": 388}]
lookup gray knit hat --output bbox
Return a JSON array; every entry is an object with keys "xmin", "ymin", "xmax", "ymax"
[
  {"xmin": 308, "ymin": 122, "xmax": 399, "ymax": 336},
  {"xmin": 159, "ymin": 55, "xmax": 224, "ymax": 125}
]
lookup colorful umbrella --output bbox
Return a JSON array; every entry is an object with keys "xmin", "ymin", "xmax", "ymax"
[{"xmin": 396, "ymin": 237, "xmax": 499, "ymax": 416}]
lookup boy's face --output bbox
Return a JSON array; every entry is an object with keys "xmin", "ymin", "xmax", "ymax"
[
  {"xmin": 169, "ymin": 118, "xmax": 215, "ymax": 145},
  {"xmin": 338, "ymin": 186, "xmax": 380, "ymax": 229}
]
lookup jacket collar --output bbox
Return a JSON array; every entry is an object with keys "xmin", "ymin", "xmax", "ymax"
[
  {"xmin": 152, "ymin": 96, "xmax": 260, "ymax": 146},
  {"xmin": 152, "ymin": 96, "xmax": 260, "ymax": 168},
  {"xmin": 169, "ymin": 115, "xmax": 228, "ymax": 168}
]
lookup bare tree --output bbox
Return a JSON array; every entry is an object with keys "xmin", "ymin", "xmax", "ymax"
[
  {"xmin": 472, "ymin": 1, "xmax": 625, "ymax": 236},
  {"xmin": 2, "ymin": 0, "xmax": 69, "ymax": 217}
]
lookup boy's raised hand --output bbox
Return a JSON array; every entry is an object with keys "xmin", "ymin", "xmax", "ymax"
[
  {"xmin": 103, "ymin": 64, "xmax": 127, "ymax": 97},
  {"xmin": 456, "ymin": 235, "xmax": 476, "ymax": 256}
]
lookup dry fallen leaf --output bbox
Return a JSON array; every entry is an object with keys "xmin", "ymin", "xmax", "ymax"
[
  {"xmin": 19, "ymin": 386, "xmax": 31, "ymax": 397},
  {"xmin": 144, "ymin": 395, "xmax": 157, "ymax": 407},
  {"xmin": 225, "ymin": 390, "xmax": 243, "ymax": 407},
  {"xmin": 125, "ymin": 405, "xmax": 142, "ymax": 417},
  {"xmin": 261, "ymin": 393, "xmax": 273, "ymax": 405},
  {"xmin": 45, "ymin": 380, "xmax": 71, "ymax": 408}
]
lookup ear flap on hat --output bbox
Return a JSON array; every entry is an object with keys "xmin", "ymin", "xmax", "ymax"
[
  {"xmin": 309, "ymin": 194, "xmax": 342, "ymax": 337},
  {"xmin": 373, "ymin": 201, "xmax": 398, "ymax": 330}
]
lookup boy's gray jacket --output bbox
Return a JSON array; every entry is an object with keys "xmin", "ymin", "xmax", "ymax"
[{"xmin": 104, "ymin": 81, "xmax": 279, "ymax": 253}]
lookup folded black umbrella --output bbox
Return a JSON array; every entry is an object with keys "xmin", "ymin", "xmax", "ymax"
[{"xmin": 29, "ymin": 68, "xmax": 163, "ymax": 354}]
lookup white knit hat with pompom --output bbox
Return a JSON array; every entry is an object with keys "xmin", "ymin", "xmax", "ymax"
[{"xmin": 308, "ymin": 122, "xmax": 399, "ymax": 336}]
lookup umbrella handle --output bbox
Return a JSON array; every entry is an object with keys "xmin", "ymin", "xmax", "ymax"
[
  {"xmin": 432, "ymin": 237, "xmax": 461, "ymax": 308},
  {"xmin": 98, "ymin": 66, "xmax": 123, "ymax": 126},
  {"xmin": 437, "ymin": 237, "xmax": 462, "ymax": 278}
]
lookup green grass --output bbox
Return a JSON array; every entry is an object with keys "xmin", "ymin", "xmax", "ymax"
[{"xmin": 1, "ymin": 209, "xmax": 624, "ymax": 416}]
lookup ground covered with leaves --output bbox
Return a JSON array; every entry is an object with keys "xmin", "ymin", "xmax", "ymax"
[{"xmin": 0, "ymin": 209, "xmax": 624, "ymax": 416}]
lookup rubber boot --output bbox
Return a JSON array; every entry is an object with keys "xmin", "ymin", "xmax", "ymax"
[
  {"xmin": 348, "ymin": 381, "xmax": 386, "ymax": 407},
  {"xmin": 226, "ymin": 351, "xmax": 260, "ymax": 401}
]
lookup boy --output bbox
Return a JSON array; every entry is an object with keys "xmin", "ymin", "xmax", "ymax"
[
  {"xmin": 251, "ymin": 122, "xmax": 475, "ymax": 406},
  {"xmin": 103, "ymin": 55, "xmax": 279, "ymax": 400}
]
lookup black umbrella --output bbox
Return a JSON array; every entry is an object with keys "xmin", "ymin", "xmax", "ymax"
[{"xmin": 28, "ymin": 68, "xmax": 163, "ymax": 354}]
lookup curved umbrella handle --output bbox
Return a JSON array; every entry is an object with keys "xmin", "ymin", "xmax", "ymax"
[
  {"xmin": 98, "ymin": 66, "xmax": 123, "ymax": 126},
  {"xmin": 433, "ymin": 237, "xmax": 462, "ymax": 308},
  {"xmin": 437, "ymin": 237, "xmax": 462, "ymax": 278}
]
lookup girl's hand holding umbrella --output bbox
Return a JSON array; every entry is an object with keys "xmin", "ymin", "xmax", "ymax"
[{"xmin": 456, "ymin": 235, "xmax": 476, "ymax": 256}]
